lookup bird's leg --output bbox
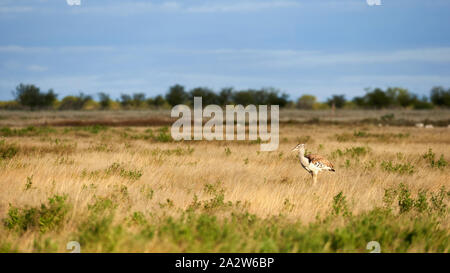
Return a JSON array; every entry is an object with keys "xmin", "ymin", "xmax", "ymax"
[{"xmin": 312, "ymin": 171, "xmax": 318, "ymax": 184}]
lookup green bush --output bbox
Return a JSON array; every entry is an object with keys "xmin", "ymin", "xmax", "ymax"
[
  {"xmin": 383, "ymin": 184, "xmax": 448, "ymax": 215},
  {"xmin": 0, "ymin": 140, "xmax": 18, "ymax": 160},
  {"xmin": 0, "ymin": 126, "xmax": 55, "ymax": 137},
  {"xmin": 398, "ymin": 183, "xmax": 414, "ymax": 213},
  {"xmin": 3, "ymin": 194, "xmax": 70, "ymax": 233},
  {"xmin": 142, "ymin": 127, "xmax": 172, "ymax": 142},
  {"xmin": 104, "ymin": 162, "xmax": 143, "ymax": 181},
  {"xmin": 83, "ymin": 125, "xmax": 108, "ymax": 134},
  {"xmin": 381, "ymin": 161, "xmax": 415, "ymax": 175},
  {"xmin": 423, "ymin": 148, "xmax": 448, "ymax": 169},
  {"xmin": 430, "ymin": 187, "xmax": 448, "ymax": 215},
  {"xmin": 77, "ymin": 213, "xmax": 123, "ymax": 252},
  {"xmin": 332, "ymin": 192, "xmax": 350, "ymax": 216},
  {"xmin": 331, "ymin": 146, "xmax": 370, "ymax": 159},
  {"xmin": 188, "ymin": 182, "xmax": 233, "ymax": 212},
  {"xmin": 77, "ymin": 197, "xmax": 124, "ymax": 252},
  {"xmin": 13, "ymin": 83, "xmax": 57, "ymax": 109}
]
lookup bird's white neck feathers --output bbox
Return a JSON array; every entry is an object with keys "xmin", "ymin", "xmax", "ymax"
[{"xmin": 298, "ymin": 147, "xmax": 306, "ymax": 157}]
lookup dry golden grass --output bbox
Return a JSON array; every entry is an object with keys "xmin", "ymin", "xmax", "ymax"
[{"xmin": 0, "ymin": 121, "xmax": 448, "ymax": 252}]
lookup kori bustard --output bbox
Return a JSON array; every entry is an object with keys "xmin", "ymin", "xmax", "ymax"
[{"xmin": 292, "ymin": 143, "xmax": 335, "ymax": 184}]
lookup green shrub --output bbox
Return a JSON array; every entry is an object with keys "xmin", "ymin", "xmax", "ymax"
[
  {"xmin": 414, "ymin": 190, "xmax": 429, "ymax": 213},
  {"xmin": 332, "ymin": 146, "xmax": 370, "ymax": 159},
  {"xmin": 332, "ymin": 192, "xmax": 350, "ymax": 216},
  {"xmin": 3, "ymin": 194, "xmax": 69, "ymax": 233},
  {"xmin": 145, "ymin": 126, "xmax": 172, "ymax": 142},
  {"xmin": 398, "ymin": 183, "xmax": 414, "ymax": 213},
  {"xmin": 383, "ymin": 187, "xmax": 397, "ymax": 209},
  {"xmin": 0, "ymin": 140, "xmax": 18, "ymax": 160},
  {"xmin": 336, "ymin": 131, "xmax": 409, "ymax": 142},
  {"xmin": 155, "ymin": 126, "xmax": 172, "ymax": 142},
  {"xmin": 0, "ymin": 126, "xmax": 55, "ymax": 137},
  {"xmin": 129, "ymin": 211, "xmax": 147, "ymax": 226},
  {"xmin": 88, "ymin": 197, "xmax": 117, "ymax": 214},
  {"xmin": 120, "ymin": 169, "xmax": 143, "ymax": 181},
  {"xmin": 77, "ymin": 197, "xmax": 123, "ymax": 251},
  {"xmin": 82, "ymin": 125, "xmax": 108, "ymax": 134},
  {"xmin": 430, "ymin": 187, "xmax": 448, "ymax": 215},
  {"xmin": 103, "ymin": 162, "xmax": 143, "ymax": 181},
  {"xmin": 77, "ymin": 214, "xmax": 123, "ymax": 252},
  {"xmin": 383, "ymin": 183, "xmax": 448, "ymax": 215},
  {"xmin": 187, "ymin": 182, "xmax": 233, "ymax": 212},
  {"xmin": 381, "ymin": 161, "xmax": 415, "ymax": 175},
  {"xmin": 24, "ymin": 175, "xmax": 33, "ymax": 191},
  {"xmin": 423, "ymin": 148, "xmax": 448, "ymax": 169}
]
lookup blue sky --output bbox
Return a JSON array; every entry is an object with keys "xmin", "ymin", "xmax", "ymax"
[{"xmin": 1, "ymin": 0, "xmax": 450, "ymax": 101}]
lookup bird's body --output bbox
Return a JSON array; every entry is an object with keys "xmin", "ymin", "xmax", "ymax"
[{"xmin": 292, "ymin": 144, "xmax": 335, "ymax": 184}]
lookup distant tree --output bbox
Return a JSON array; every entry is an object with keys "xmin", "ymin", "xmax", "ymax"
[
  {"xmin": 261, "ymin": 87, "xmax": 289, "ymax": 107},
  {"xmin": 153, "ymin": 95, "xmax": 166, "ymax": 107},
  {"xmin": 352, "ymin": 96, "xmax": 366, "ymax": 108},
  {"xmin": 98, "ymin": 92, "xmax": 111, "ymax": 109},
  {"xmin": 147, "ymin": 95, "xmax": 166, "ymax": 107},
  {"xmin": 189, "ymin": 87, "xmax": 220, "ymax": 105},
  {"xmin": 218, "ymin": 87, "xmax": 233, "ymax": 105},
  {"xmin": 412, "ymin": 96, "xmax": 434, "ymax": 109},
  {"xmin": 296, "ymin": 94, "xmax": 317, "ymax": 109},
  {"xmin": 430, "ymin": 86, "xmax": 450, "ymax": 107},
  {"xmin": 232, "ymin": 90, "xmax": 257, "ymax": 105},
  {"xmin": 13, "ymin": 83, "xmax": 57, "ymax": 109},
  {"xmin": 365, "ymin": 88, "xmax": 391, "ymax": 109},
  {"xmin": 326, "ymin": 94, "xmax": 346, "ymax": 108},
  {"xmin": 352, "ymin": 87, "xmax": 433, "ymax": 109},
  {"xmin": 165, "ymin": 84, "xmax": 188, "ymax": 106},
  {"xmin": 120, "ymin": 94, "xmax": 133, "ymax": 107},
  {"xmin": 59, "ymin": 93, "xmax": 92, "ymax": 110},
  {"xmin": 384, "ymin": 87, "xmax": 416, "ymax": 107},
  {"xmin": 394, "ymin": 88, "xmax": 415, "ymax": 107},
  {"xmin": 133, "ymin": 93, "xmax": 146, "ymax": 106}
]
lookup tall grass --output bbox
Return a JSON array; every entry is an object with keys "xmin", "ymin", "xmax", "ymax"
[{"xmin": 0, "ymin": 123, "xmax": 448, "ymax": 252}]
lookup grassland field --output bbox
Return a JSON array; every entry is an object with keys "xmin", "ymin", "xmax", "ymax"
[{"xmin": 0, "ymin": 109, "xmax": 449, "ymax": 252}]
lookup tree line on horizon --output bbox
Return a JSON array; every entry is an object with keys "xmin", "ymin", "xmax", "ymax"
[{"xmin": 1, "ymin": 83, "xmax": 449, "ymax": 111}]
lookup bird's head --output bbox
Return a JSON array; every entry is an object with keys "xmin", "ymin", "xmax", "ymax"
[{"xmin": 291, "ymin": 143, "xmax": 305, "ymax": 151}]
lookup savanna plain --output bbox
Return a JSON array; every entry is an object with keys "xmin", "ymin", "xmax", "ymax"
[{"xmin": 0, "ymin": 110, "xmax": 449, "ymax": 252}]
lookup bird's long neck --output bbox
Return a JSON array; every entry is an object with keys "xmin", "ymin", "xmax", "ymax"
[{"xmin": 298, "ymin": 148, "xmax": 306, "ymax": 159}]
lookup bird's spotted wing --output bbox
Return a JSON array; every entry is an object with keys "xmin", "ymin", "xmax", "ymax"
[{"xmin": 305, "ymin": 154, "xmax": 334, "ymax": 169}]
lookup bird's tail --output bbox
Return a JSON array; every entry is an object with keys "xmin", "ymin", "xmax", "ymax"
[{"xmin": 330, "ymin": 168, "xmax": 336, "ymax": 172}]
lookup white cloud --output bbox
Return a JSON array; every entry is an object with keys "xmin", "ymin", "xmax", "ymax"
[
  {"xmin": 2, "ymin": 45, "xmax": 450, "ymax": 67},
  {"xmin": 0, "ymin": 6, "xmax": 33, "ymax": 14},
  {"xmin": 68, "ymin": 0, "xmax": 301, "ymax": 15},
  {"xmin": 26, "ymin": 64, "xmax": 48, "ymax": 72},
  {"xmin": 194, "ymin": 47, "xmax": 450, "ymax": 67},
  {"xmin": 0, "ymin": 45, "xmax": 115, "ymax": 54},
  {"xmin": 0, "ymin": 45, "xmax": 48, "ymax": 53},
  {"xmin": 185, "ymin": 1, "xmax": 300, "ymax": 13},
  {"xmin": 337, "ymin": 74, "xmax": 450, "ymax": 86},
  {"xmin": 69, "ymin": 1, "xmax": 181, "ymax": 15}
]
